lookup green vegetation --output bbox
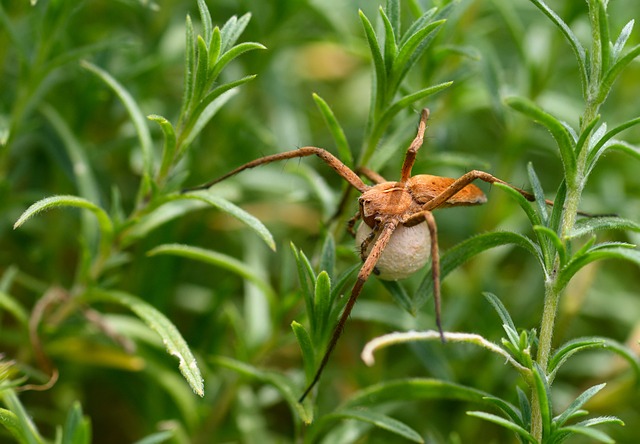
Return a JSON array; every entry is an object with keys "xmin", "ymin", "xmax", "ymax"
[{"xmin": 1, "ymin": 0, "xmax": 639, "ymax": 442}]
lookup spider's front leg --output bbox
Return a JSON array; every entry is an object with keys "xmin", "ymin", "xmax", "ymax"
[
  {"xmin": 299, "ymin": 220, "xmax": 398, "ymax": 402},
  {"xmin": 182, "ymin": 146, "xmax": 369, "ymax": 193}
]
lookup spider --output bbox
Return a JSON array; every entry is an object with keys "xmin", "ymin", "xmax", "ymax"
[{"xmin": 184, "ymin": 109, "xmax": 541, "ymax": 402}]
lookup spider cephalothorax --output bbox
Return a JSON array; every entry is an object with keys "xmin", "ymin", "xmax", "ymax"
[{"xmin": 184, "ymin": 108, "xmax": 538, "ymax": 402}]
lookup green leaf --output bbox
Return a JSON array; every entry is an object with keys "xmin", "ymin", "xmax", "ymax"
[
  {"xmin": 190, "ymin": 35, "xmax": 210, "ymax": 110},
  {"xmin": 181, "ymin": 75, "xmax": 257, "ymax": 149},
  {"xmin": 81, "ymin": 61, "xmax": 153, "ymax": 178},
  {"xmin": 343, "ymin": 378, "xmax": 490, "ymax": 408},
  {"xmin": 587, "ymin": 115, "xmax": 640, "ymax": 172},
  {"xmin": 313, "ymin": 271, "xmax": 332, "ymax": 345},
  {"xmin": 528, "ymin": 0, "xmax": 588, "ymax": 95},
  {"xmin": 415, "ymin": 231, "xmax": 542, "ymax": 310},
  {"xmin": 390, "ymin": 19, "xmax": 445, "ymax": 93},
  {"xmin": 548, "ymin": 336, "xmax": 640, "ymax": 382},
  {"xmin": 532, "ymin": 364, "xmax": 553, "ymax": 437},
  {"xmin": 311, "ymin": 408, "xmax": 424, "ymax": 443},
  {"xmin": 210, "ymin": 41, "xmax": 265, "ymax": 82},
  {"xmin": 0, "ymin": 290, "xmax": 28, "ymax": 327},
  {"xmin": 132, "ymin": 430, "xmax": 175, "ymax": 444},
  {"xmin": 481, "ymin": 396, "xmax": 526, "ymax": 428},
  {"xmin": 612, "ymin": 19, "xmax": 634, "ymax": 61},
  {"xmin": 1, "ymin": 391, "xmax": 44, "ymax": 444},
  {"xmin": 61, "ymin": 402, "xmax": 91, "ymax": 444},
  {"xmin": 381, "ymin": 280, "xmax": 414, "ymax": 315},
  {"xmin": 291, "ymin": 243, "xmax": 316, "ymax": 326},
  {"xmin": 0, "ymin": 408, "xmax": 26, "ymax": 444},
  {"xmin": 594, "ymin": 0, "xmax": 611, "ymax": 74},
  {"xmin": 208, "ymin": 27, "xmax": 222, "ymax": 69},
  {"xmin": 180, "ymin": 15, "xmax": 196, "ymax": 120},
  {"xmin": 213, "ymin": 356, "xmax": 313, "ymax": 425},
  {"xmin": 147, "ymin": 243, "xmax": 275, "ymax": 302},
  {"xmin": 379, "ymin": 7, "xmax": 398, "ymax": 75},
  {"xmin": 527, "ymin": 163, "xmax": 548, "ymax": 225},
  {"xmin": 553, "ymin": 383, "xmax": 605, "ymax": 428},
  {"xmin": 505, "ymin": 96, "xmax": 577, "ymax": 186},
  {"xmin": 371, "ymin": 81, "xmax": 453, "ymax": 145},
  {"xmin": 148, "ymin": 114, "xmax": 177, "ymax": 183},
  {"xmin": 534, "ymin": 225, "xmax": 567, "ymax": 266},
  {"xmin": 483, "ymin": 292, "xmax": 518, "ymax": 340},
  {"xmin": 291, "ymin": 321, "xmax": 315, "ymax": 383},
  {"xmin": 599, "ymin": 43, "xmax": 640, "ymax": 103},
  {"xmin": 13, "ymin": 195, "xmax": 114, "ymax": 260},
  {"xmin": 466, "ymin": 411, "xmax": 536, "ymax": 443},
  {"xmin": 312, "ymin": 93, "xmax": 353, "ymax": 167},
  {"xmin": 359, "ymin": 10, "xmax": 386, "ymax": 114},
  {"xmin": 556, "ymin": 425, "xmax": 616, "ymax": 443},
  {"xmin": 575, "ymin": 416, "xmax": 624, "ymax": 428},
  {"xmin": 517, "ymin": 386, "xmax": 532, "ymax": 430},
  {"xmin": 385, "ymin": 0, "xmax": 400, "ymax": 38},
  {"xmin": 196, "ymin": 0, "xmax": 213, "ymax": 44},
  {"xmin": 176, "ymin": 191, "xmax": 275, "ymax": 250},
  {"xmin": 570, "ymin": 216, "xmax": 640, "ymax": 238},
  {"xmin": 87, "ymin": 289, "xmax": 204, "ymax": 397},
  {"xmin": 557, "ymin": 244, "xmax": 640, "ymax": 291},
  {"xmin": 220, "ymin": 13, "xmax": 252, "ymax": 53},
  {"xmin": 319, "ymin": 233, "xmax": 336, "ymax": 280}
]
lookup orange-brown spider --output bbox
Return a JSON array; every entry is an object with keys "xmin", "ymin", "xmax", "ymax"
[{"xmin": 184, "ymin": 109, "xmax": 540, "ymax": 402}]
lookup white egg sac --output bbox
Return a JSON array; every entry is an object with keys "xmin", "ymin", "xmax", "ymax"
[{"xmin": 355, "ymin": 221, "xmax": 431, "ymax": 280}]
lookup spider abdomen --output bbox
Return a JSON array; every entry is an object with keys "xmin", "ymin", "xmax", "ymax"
[{"xmin": 355, "ymin": 221, "xmax": 431, "ymax": 280}]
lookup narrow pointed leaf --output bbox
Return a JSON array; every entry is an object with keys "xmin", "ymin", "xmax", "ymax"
[
  {"xmin": 220, "ymin": 13, "xmax": 252, "ymax": 53},
  {"xmin": 558, "ymin": 245, "xmax": 640, "ymax": 291},
  {"xmin": 483, "ymin": 292, "xmax": 518, "ymax": 337},
  {"xmin": 86, "ymin": 289, "xmax": 204, "ymax": 397},
  {"xmin": 554, "ymin": 383, "xmax": 606, "ymax": 427},
  {"xmin": 505, "ymin": 96, "xmax": 577, "ymax": 186},
  {"xmin": 213, "ymin": 356, "xmax": 313, "ymax": 424},
  {"xmin": 147, "ymin": 243, "xmax": 275, "ymax": 301},
  {"xmin": 390, "ymin": 20, "xmax": 444, "ymax": 91},
  {"xmin": 14, "ymin": 195, "xmax": 114, "ymax": 260},
  {"xmin": 528, "ymin": 0, "xmax": 588, "ymax": 93},
  {"xmin": 557, "ymin": 425, "xmax": 615, "ymax": 443},
  {"xmin": 599, "ymin": 44, "xmax": 640, "ymax": 103},
  {"xmin": 313, "ymin": 271, "xmax": 332, "ymax": 344},
  {"xmin": 148, "ymin": 114, "xmax": 177, "ymax": 181},
  {"xmin": 343, "ymin": 378, "xmax": 490, "ymax": 408},
  {"xmin": 359, "ymin": 10, "xmax": 386, "ymax": 113},
  {"xmin": 467, "ymin": 411, "xmax": 536, "ymax": 443},
  {"xmin": 311, "ymin": 408, "xmax": 424, "ymax": 443},
  {"xmin": 312, "ymin": 93, "xmax": 353, "ymax": 167},
  {"xmin": 291, "ymin": 321, "xmax": 315, "ymax": 382},
  {"xmin": 196, "ymin": 0, "xmax": 213, "ymax": 44},
  {"xmin": 612, "ymin": 19, "xmax": 634, "ymax": 60},
  {"xmin": 81, "ymin": 61, "xmax": 153, "ymax": 177},
  {"xmin": 548, "ymin": 336, "xmax": 640, "ymax": 382},
  {"xmin": 379, "ymin": 7, "xmax": 398, "ymax": 74},
  {"xmin": 177, "ymin": 191, "xmax": 275, "ymax": 250},
  {"xmin": 570, "ymin": 216, "xmax": 640, "ymax": 238},
  {"xmin": 210, "ymin": 41, "xmax": 265, "ymax": 81}
]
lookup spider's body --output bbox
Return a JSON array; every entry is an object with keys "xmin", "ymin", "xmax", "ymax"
[
  {"xmin": 184, "ymin": 108, "xmax": 536, "ymax": 402},
  {"xmin": 355, "ymin": 175, "xmax": 486, "ymax": 281}
]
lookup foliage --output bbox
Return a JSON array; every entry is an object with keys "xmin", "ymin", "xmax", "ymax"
[{"xmin": 1, "ymin": 0, "xmax": 639, "ymax": 443}]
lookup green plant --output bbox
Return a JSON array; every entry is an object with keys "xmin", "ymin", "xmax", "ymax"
[{"xmin": 2, "ymin": 0, "xmax": 640, "ymax": 443}]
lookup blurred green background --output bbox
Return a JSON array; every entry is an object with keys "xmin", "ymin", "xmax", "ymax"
[{"xmin": 1, "ymin": 0, "xmax": 639, "ymax": 442}]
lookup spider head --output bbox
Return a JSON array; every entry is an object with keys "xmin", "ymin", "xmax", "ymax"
[{"xmin": 359, "ymin": 182, "xmax": 417, "ymax": 227}]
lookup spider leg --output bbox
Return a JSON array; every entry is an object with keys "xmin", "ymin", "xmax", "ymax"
[
  {"xmin": 400, "ymin": 109, "xmax": 430, "ymax": 183},
  {"xmin": 347, "ymin": 211, "xmax": 361, "ymax": 238},
  {"xmin": 299, "ymin": 220, "xmax": 398, "ymax": 402},
  {"xmin": 183, "ymin": 147, "xmax": 369, "ymax": 193}
]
